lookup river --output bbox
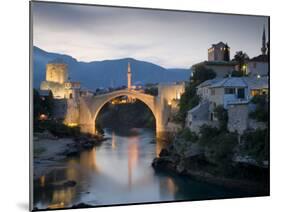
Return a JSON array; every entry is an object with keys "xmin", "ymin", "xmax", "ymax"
[{"xmin": 34, "ymin": 128, "xmax": 242, "ymax": 210}]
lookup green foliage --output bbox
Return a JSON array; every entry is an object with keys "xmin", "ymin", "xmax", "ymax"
[
  {"xmin": 144, "ymin": 87, "xmax": 158, "ymax": 96},
  {"xmin": 33, "ymin": 89, "xmax": 54, "ymax": 121},
  {"xmin": 175, "ymin": 65, "xmax": 216, "ymax": 125},
  {"xmin": 231, "ymin": 70, "xmax": 245, "ymax": 77},
  {"xmin": 191, "ymin": 65, "xmax": 216, "ymax": 84},
  {"xmin": 35, "ymin": 120, "xmax": 81, "ymax": 137},
  {"xmin": 199, "ymin": 125, "xmax": 238, "ymax": 164},
  {"xmin": 214, "ymin": 105, "xmax": 228, "ymax": 131},
  {"xmin": 178, "ymin": 128, "xmax": 198, "ymax": 143},
  {"xmin": 223, "ymin": 43, "xmax": 230, "ymax": 61},
  {"xmin": 232, "ymin": 51, "xmax": 249, "ymax": 73},
  {"xmin": 249, "ymin": 95, "xmax": 268, "ymax": 122},
  {"xmin": 96, "ymin": 99, "xmax": 156, "ymax": 129},
  {"xmin": 199, "ymin": 125, "xmax": 238, "ymax": 167},
  {"xmin": 45, "ymin": 90, "xmax": 54, "ymax": 116},
  {"xmin": 176, "ymin": 83, "xmax": 200, "ymax": 124},
  {"xmin": 33, "ymin": 89, "xmax": 41, "ymax": 120},
  {"xmin": 209, "ymin": 132, "xmax": 237, "ymax": 162},
  {"xmin": 198, "ymin": 125, "xmax": 221, "ymax": 145},
  {"xmin": 241, "ymin": 128, "xmax": 269, "ymax": 163}
]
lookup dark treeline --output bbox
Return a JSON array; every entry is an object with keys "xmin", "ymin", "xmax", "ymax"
[{"xmin": 96, "ymin": 99, "xmax": 156, "ymax": 130}]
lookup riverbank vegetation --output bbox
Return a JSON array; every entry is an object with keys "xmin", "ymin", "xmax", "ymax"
[
  {"xmin": 153, "ymin": 67, "xmax": 269, "ymax": 194},
  {"xmin": 34, "ymin": 89, "xmax": 104, "ymax": 138},
  {"xmin": 96, "ymin": 99, "xmax": 156, "ymax": 130},
  {"xmin": 175, "ymin": 65, "xmax": 216, "ymax": 125}
]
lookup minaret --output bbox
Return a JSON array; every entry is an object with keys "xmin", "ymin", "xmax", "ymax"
[
  {"xmin": 127, "ymin": 62, "xmax": 132, "ymax": 89},
  {"xmin": 261, "ymin": 25, "xmax": 267, "ymax": 55}
]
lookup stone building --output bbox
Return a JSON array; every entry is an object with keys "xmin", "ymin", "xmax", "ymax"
[
  {"xmin": 196, "ymin": 76, "xmax": 268, "ymax": 109},
  {"xmin": 192, "ymin": 42, "xmax": 238, "ymax": 78},
  {"xmin": 45, "ymin": 63, "xmax": 68, "ymax": 84},
  {"xmin": 191, "ymin": 60, "xmax": 237, "ymax": 78},
  {"xmin": 158, "ymin": 82, "xmax": 185, "ymax": 112},
  {"xmin": 186, "ymin": 101, "xmax": 219, "ymax": 133},
  {"xmin": 208, "ymin": 42, "xmax": 230, "ymax": 62},
  {"xmin": 245, "ymin": 26, "xmax": 269, "ymax": 77},
  {"xmin": 227, "ymin": 102, "xmax": 266, "ymax": 135},
  {"xmin": 186, "ymin": 76, "xmax": 268, "ymax": 134},
  {"xmin": 40, "ymin": 62, "xmax": 80, "ymax": 99},
  {"xmin": 245, "ymin": 54, "xmax": 269, "ymax": 77}
]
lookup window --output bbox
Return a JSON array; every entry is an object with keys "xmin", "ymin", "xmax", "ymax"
[
  {"xmin": 224, "ymin": 88, "xmax": 235, "ymax": 94},
  {"xmin": 251, "ymin": 89, "xmax": 259, "ymax": 96},
  {"xmin": 237, "ymin": 88, "xmax": 245, "ymax": 99}
]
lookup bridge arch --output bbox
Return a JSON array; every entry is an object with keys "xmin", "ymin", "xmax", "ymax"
[{"xmin": 85, "ymin": 90, "xmax": 164, "ymax": 135}]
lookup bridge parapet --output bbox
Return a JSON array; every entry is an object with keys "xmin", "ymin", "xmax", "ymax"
[{"xmin": 67, "ymin": 86, "xmax": 183, "ymax": 136}]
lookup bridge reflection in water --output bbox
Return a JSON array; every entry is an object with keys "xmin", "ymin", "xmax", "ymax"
[{"xmin": 34, "ymin": 128, "xmax": 237, "ymax": 210}]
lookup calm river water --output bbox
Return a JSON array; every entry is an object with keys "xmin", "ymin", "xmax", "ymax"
[{"xmin": 34, "ymin": 128, "xmax": 242, "ymax": 209}]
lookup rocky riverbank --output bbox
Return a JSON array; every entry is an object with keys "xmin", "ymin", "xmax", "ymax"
[
  {"xmin": 152, "ymin": 136, "xmax": 269, "ymax": 196},
  {"xmin": 33, "ymin": 130, "xmax": 107, "ymax": 180}
]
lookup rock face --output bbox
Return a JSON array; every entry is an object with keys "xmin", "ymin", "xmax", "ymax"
[
  {"xmin": 152, "ymin": 138, "xmax": 203, "ymax": 174},
  {"xmin": 152, "ymin": 135, "xmax": 269, "ymax": 194}
]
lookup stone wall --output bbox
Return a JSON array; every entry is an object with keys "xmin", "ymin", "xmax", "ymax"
[
  {"xmin": 227, "ymin": 103, "xmax": 249, "ymax": 134},
  {"xmin": 53, "ymin": 99, "xmax": 67, "ymax": 119},
  {"xmin": 186, "ymin": 101, "xmax": 219, "ymax": 133},
  {"xmin": 40, "ymin": 81, "xmax": 66, "ymax": 99},
  {"xmin": 158, "ymin": 83, "xmax": 185, "ymax": 104},
  {"xmin": 64, "ymin": 99, "xmax": 80, "ymax": 125},
  {"xmin": 46, "ymin": 63, "xmax": 68, "ymax": 84},
  {"xmin": 209, "ymin": 87, "xmax": 225, "ymax": 107},
  {"xmin": 205, "ymin": 64, "xmax": 234, "ymax": 78}
]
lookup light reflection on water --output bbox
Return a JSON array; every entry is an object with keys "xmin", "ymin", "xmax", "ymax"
[{"xmin": 34, "ymin": 128, "xmax": 240, "ymax": 210}]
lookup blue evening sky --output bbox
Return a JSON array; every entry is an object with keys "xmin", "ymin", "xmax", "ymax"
[{"xmin": 32, "ymin": 2, "xmax": 269, "ymax": 68}]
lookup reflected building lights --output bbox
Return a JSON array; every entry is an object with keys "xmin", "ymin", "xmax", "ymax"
[
  {"xmin": 39, "ymin": 175, "xmax": 46, "ymax": 187},
  {"xmin": 112, "ymin": 131, "xmax": 116, "ymax": 149},
  {"xmin": 127, "ymin": 136, "xmax": 139, "ymax": 188},
  {"xmin": 49, "ymin": 188, "xmax": 74, "ymax": 209}
]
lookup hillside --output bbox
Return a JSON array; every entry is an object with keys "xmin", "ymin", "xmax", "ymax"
[{"xmin": 33, "ymin": 46, "xmax": 191, "ymax": 90}]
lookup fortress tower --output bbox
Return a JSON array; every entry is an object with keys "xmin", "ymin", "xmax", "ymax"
[
  {"xmin": 46, "ymin": 63, "xmax": 68, "ymax": 84},
  {"xmin": 40, "ymin": 62, "xmax": 80, "ymax": 99},
  {"xmin": 127, "ymin": 62, "xmax": 132, "ymax": 90}
]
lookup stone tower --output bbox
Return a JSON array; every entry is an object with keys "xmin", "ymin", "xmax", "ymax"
[
  {"xmin": 46, "ymin": 63, "xmax": 68, "ymax": 84},
  {"xmin": 127, "ymin": 62, "xmax": 132, "ymax": 89},
  {"xmin": 261, "ymin": 25, "xmax": 267, "ymax": 55}
]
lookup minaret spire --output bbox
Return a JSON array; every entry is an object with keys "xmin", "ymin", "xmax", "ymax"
[
  {"xmin": 127, "ymin": 62, "xmax": 131, "ymax": 90},
  {"xmin": 261, "ymin": 25, "xmax": 267, "ymax": 55}
]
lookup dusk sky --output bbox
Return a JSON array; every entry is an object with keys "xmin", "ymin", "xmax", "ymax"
[{"xmin": 32, "ymin": 2, "xmax": 269, "ymax": 68}]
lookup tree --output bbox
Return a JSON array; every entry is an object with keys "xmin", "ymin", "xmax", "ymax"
[
  {"xmin": 223, "ymin": 43, "xmax": 230, "ymax": 61},
  {"xmin": 33, "ymin": 89, "xmax": 54, "ymax": 121},
  {"xmin": 45, "ymin": 90, "xmax": 54, "ymax": 117},
  {"xmin": 144, "ymin": 87, "xmax": 158, "ymax": 96},
  {"xmin": 33, "ymin": 89, "xmax": 41, "ymax": 120},
  {"xmin": 241, "ymin": 128, "xmax": 269, "ymax": 163},
  {"xmin": 232, "ymin": 51, "xmax": 249, "ymax": 74},
  {"xmin": 191, "ymin": 65, "xmax": 216, "ymax": 85},
  {"xmin": 175, "ymin": 83, "xmax": 200, "ymax": 125},
  {"xmin": 249, "ymin": 94, "xmax": 268, "ymax": 122},
  {"xmin": 214, "ymin": 105, "xmax": 228, "ymax": 131},
  {"xmin": 231, "ymin": 70, "xmax": 244, "ymax": 77}
]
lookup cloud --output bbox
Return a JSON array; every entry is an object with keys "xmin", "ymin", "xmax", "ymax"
[{"xmin": 32, "ymin": 1, "xmax": 269, "ymax": 68}]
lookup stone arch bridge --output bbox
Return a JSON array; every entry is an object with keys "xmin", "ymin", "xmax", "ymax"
[{"xmin": 65, "ymin": 84, "xmax": 185, "ymax": 136}]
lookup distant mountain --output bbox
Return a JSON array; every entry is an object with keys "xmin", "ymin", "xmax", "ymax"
[{"xmin": 33, "ymin": 46, "xmax": 191, "ymax": 90}]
